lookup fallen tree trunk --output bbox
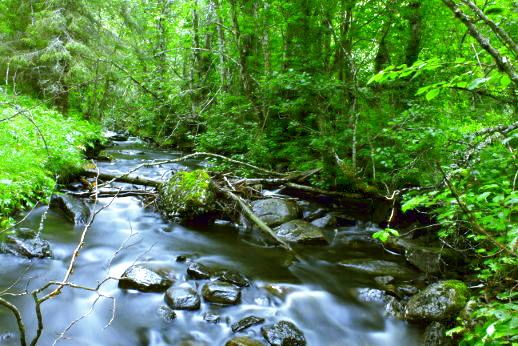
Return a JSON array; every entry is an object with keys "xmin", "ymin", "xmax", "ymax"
[{"xmin": 83, "ymin": 169, "xmax": 162, "ymax": 188}]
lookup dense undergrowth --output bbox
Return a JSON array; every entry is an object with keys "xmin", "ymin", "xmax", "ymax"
[{"xmin": 0, "ymin": 89, "xmax": 102, "ymax": 231}]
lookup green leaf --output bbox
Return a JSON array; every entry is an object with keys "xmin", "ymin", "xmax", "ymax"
[
  {"xmin": 425, "ymin": 88, "xmax": 440, "ymax": 101},
  {"xmin": 467, "ymin": 77, "xmax": 490, "ymax": 90}
]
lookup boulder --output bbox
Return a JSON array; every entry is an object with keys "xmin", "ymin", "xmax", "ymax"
[
  {"xmin": 405, "ymin": 280, "xmax": 470, "ymax": 322},
  {"xmin": 387, "ymin": 238, "xmax": 460, "ymax": 274},
  {"xmin": 261, "ymin": 321, "xmax": 306, "ymax": 346},
  {"xmin": 158, "ymin": 170, "xmax": 215, "ymax": 219},
  {"xmin": 187, "ymin": 262, "xmax": 212, "ymax": 279},
  {"xmin": 274, "ymin": 220, "xmax": 327, "ymax": 245},
  {"xmin": 251, "ymin": 199, "xmax": 299, "ymax": 227},
  {"xmin": 226, "ymin": 337, "xmax": 266, "ymax": 346},
  {"xmin": 216, "ymin": 271, "xmax": 250, "ymax": 287},
  {"xmin": 338, "ymin": 259, "xmax": 418, "ymax": 278},
  {"xmin": 50, "ymin": 193, "xmax": 91, "ymax": 225},
  {"xmin": 231, "ymin": 316, "xmax": 265, "ymax": 333},
  {"xmin": 422, "ymin": 322, "xmax": 453, "ymax": 346},
  {"xmin": 202, "ymin": 281, "xmax": 241, "ymax": 305},
  {"xmin": 1, "ymin": 229, "xmax": 51, "ymax": 259},
  {"xmin": 310, "ymin": 214, "xmax": 336, "ymax": 228},
  {"xmin": 118, "ymin": 265, "xmax": 172, "ymax": 292},
  {"xmin": 355, "ymin": 288, "xmax": 404, "ymax": 319},
  {"xmin": 164, "ymin": 283, "xmax": 201, "ymax": 310}
]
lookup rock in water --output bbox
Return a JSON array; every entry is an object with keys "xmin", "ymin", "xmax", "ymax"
[
  {"xmin": 261, "ymin": 321, "xmax": 306, "ymax": 346},
  {"xmin": 187, "ymin": 262, "xmax": 212, "ymax": 279},
  {"xmin": 423, "ymin": 322, "xmax": 453, "ymax": 346},
  {"xmin": 164, "ymin": 283, "xmax": 201, "ymax": 310},
  {"xmin": 231, "ymin": 316, "xmax": 265, "ymax": 332},
  {"xmin": 157, "ymin": 305, "xmax": 177, "ymax": 322},
  {"xmin": 226, "ymin": 337, "xmax": 266, "ymax": 346},
  {"xmin": 118, "ymin": 265, "xmax": 172, "ymax": 292},
  {"xmin": 217, "ymin": 271, "xmax": 250, "ymax": 287},
  {"xmin": 1, "ymin": 228, "xmax": 52, "ymax": 258},
  {"xmin": 405, "ymin": 280, "xmax": 470, "ymax": 322},
  {"xmin": 202, "ymin": 281, "xmax": 241, "ymax": 305},
  {"xmin": 274, "ymin": 220, "xmax": 327, "ymax": 244},
  {"xmin": 50, "ymin": 193, "xmax": 91, "ymax": 225},
  {"xmin": 337, "ymin": 259, "xmax": 417, "ymax": 278},
  {"xmin": 251, "ymin": 199, "xmax": 299, "ymax": 227},
  {"xmin": 158, "ymin": 170, "xmax": 214, "ymax": 220}
]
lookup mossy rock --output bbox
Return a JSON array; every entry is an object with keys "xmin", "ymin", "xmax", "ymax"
[{"xmin": 158, "ymin": 170, "xmax": 215, "ymax": 219}]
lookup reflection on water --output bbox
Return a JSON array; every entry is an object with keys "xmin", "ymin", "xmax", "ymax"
[{"xmin": 0, "ymin": 138, "xmax": 422, "ymax": 345}]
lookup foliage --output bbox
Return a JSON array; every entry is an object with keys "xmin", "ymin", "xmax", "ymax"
[{"xmin": 0, "ymin": 89, "xmax": 102, "ymax": 230}]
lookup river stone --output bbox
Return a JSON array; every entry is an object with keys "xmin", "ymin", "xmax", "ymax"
[
  {"xmin": 50, "ymin": 193, "xmax": 91, "ymax": 225},
  {"xmin": 157, "ymin": 305, "xmax": 177, "ymax": 322},
  {"xmin": 261, "ymin": 321, "xmax": 306, "ymax": 346},
  {"xmin": 164, "ymin": 284, "xmax": 201, "ymax": 310},
  {"xmin": 423, "ymin": 322, "xmax": 453, "ymax": 346},
  {"xmin": 2, "ymin": 229, "xmax": 52, "ymax": 259},
  {"xmin": 310, "ymin": 214, "xmax": 336, "ymax": 228},
  {"xmin": 118, "ymin": 265, "xmax": 172, "ymax": 292},
  {"xmin": 217, "ymin": 271, "xmax": 250, "ymax": 287},
  {"xmin": 405, "ymin": 280, "xmax": 470, "ymax": 322},
  {"xmin": 355, "ymin": 288, "xmax": 404, "ymax": 319},
  {"xmin": 202, "ymin": 281, "xmax": 241, "ymax": 305},
  {"xmin": 203, "ymin": 312, "xmax": 221, "ymax": 324},
  {"xmin": 232, "ymin": 316, "xmax": 265, "ymax": 332},
  {"xmin": 274, "ymin": 220, "xmax": 327, "ymax": 245},
  {"xmin": 251, "ymin": 199, "xmax": 299, "ymax": 227},
  {"xmin": 158, "ymin": 170, "xmax": 215, "ymax": 219},
  {"xmin": 338, "ymin": 259, "xmax": 417, "ymax": 278},
  {"xmin": 187, "ymin": 262, "xmax": 212, "ymax": 279},
  {"xmin": 226, "ymin": 337, "xmax": 266, "ymax": 346}
]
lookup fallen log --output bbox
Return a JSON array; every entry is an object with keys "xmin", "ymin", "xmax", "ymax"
[{"xmin": 83, "ymin": 169, "xmax": 162, "ymax": 188}]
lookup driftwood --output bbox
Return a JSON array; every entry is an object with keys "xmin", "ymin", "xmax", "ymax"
[{"xmin": 83, "ymin": 169, "xmax": 162, "ymax": 188}]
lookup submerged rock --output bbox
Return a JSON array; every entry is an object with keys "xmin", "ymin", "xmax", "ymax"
[
  {"xmin": 157, "ymin": 305, "xmax": 177, "ymax": 322},
  {"xmin": 261, "ymin": 321, "xmax": 306, "ymax": 346},
  {"xmin": 203, "ymin": 312, "xmax": 221, "ymax": 324},
  {"xmin": 226, "ymin": 337, "xmax": 266, "ymax": 346},
  {"xmin": 164, "ymin": 283, "xmax": 201, "ymax": 310},
  {"xmin": 251, "ymin": 199, "xmax": 299, "ymax": 227},
  {"xmin": 355, "ymin": 288, "xmax": 404, "ymax": 319},
  {"xmin": 231, "ymin": 316, "xmax": 265, "ymax": 333},
  {"xmin": 118, "ymin": 265, "xmax": 172, "ymax": 292},
  {"xmin": 202, "ymin": 281, "xmax": 241, "ymax": 305},
  {"xmin": 422, "ymin": 322, "xmax": 453, "ymax": 346},
  {"xmin": 216, "ymin": 271, "xmax": 250, "ymax": 287},
  {"xmin": 405, "ymin": 280, "xmax": 470, "ymax": 322},
  {"xmin": 158, "ymin": 170, "xmax": 215, "ymax": 220},
  {"xmin": 274, "ymin": 220, "xmax": 327, "ymax": 245},
  {"xmin": 338, "ymin": 259, "xmax": 417, "ymax": 278},
  {"xmin": 1, "ymin": 229, "xmax": 51, "ymax": 259},
  {"xmin": 310, "ymin": 214, "xmax": 336, "ymax": 228},
  {"xmin": 187, "ymin": 262, "xmax": 212, "ymax": 279},
  {"xmin": 50, "ymin": 193, "xmax": 91, "ymax": 225}
]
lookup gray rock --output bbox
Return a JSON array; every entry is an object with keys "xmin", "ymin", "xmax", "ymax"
[
  {"xmin": 157, "ymin": 305, "xmax": 177, "ymax": 322},
  {"xmin": 164, "ymin": 283, "xmax": 201, "ymax": 310},
  {"xmin": 1, "ymin": 229, "xmax": 51, "ymax": 258},
  {"xmin": 187, "ymin": 262, "xmax": 211, "ymax": 279},
  {"xmin": 405, "ymin": 280, "xmax": 470, "ymax": 322},
  {"xmin": 310, "ymin": 214, "xmax": 336, "ymax": 228},
  {"xmin": 50, "ymin": 193, "xmax": 91, "ymax": 225},
  {"xmin": 251, "ymin": 199, "xmax": 299, "ymax": 227},
  {"xmin": 231, "ymin": 316, "xmax": 265, "ymax": 332},
  {"xmin": 338, "ymin": 259, "xmax": 418, "ymax": 278},
  {"xmin": 118, "ymin": 265, "xmax": 172, "ymax": 292},
  {"xmin": 374, "ymin": 276, "xmax": 395, "ymax": 286},
  {"xmin": 422, "ymin": 322, "xmax": 453, "ymax": 346},
  {"xmin": 302, "ymin": 208, "xmax": 327, "ymax": 221},
  {"xmin": 356, "ymin": 288, "xmax": 404, "ymax": 319},
  {"xmin": 202, "ymin": 281, "xmax": 241, "ymax": 305},
  {"xmin": 226, "ymin": 337, "xmax": 266, "ymax": 346},
  {"xmin": 274, "ymin": 220, "xmax": 327, "ymax": 245},
  {"xmin": 217, "ymin": 271, "xmax": 250, "ymax": 287},
  {"xmin": 261, "ymin": 321, "xmax": 306, "ymax": 346}
]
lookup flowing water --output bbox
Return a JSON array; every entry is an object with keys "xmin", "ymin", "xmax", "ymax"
[{"xmin": 0, "ymin": 137, "xmax": 423, "ymax": 346}]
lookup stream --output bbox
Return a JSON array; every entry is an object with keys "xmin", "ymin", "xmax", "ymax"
[{"xmin": 0, "ymin": 137, "xmax": 423, "ymax": 346}]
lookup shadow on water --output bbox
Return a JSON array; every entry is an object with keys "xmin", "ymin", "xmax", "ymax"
[{"xmin": 0, "ymin": 137, "xmax": 422, "ymax": 346}]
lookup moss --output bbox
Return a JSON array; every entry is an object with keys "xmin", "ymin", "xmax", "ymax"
[
  {"xmin": 158, "ymin": 169, "xmax": 214, "ymax": 219},
  {"xmin": 443, "ymin": 280, "xmax": 470, "ymax": 303}
]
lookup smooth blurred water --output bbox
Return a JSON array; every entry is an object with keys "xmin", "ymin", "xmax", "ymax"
[{"xmin": 0, "ymin": 138, "xmax": 422, "ymax": 346}]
